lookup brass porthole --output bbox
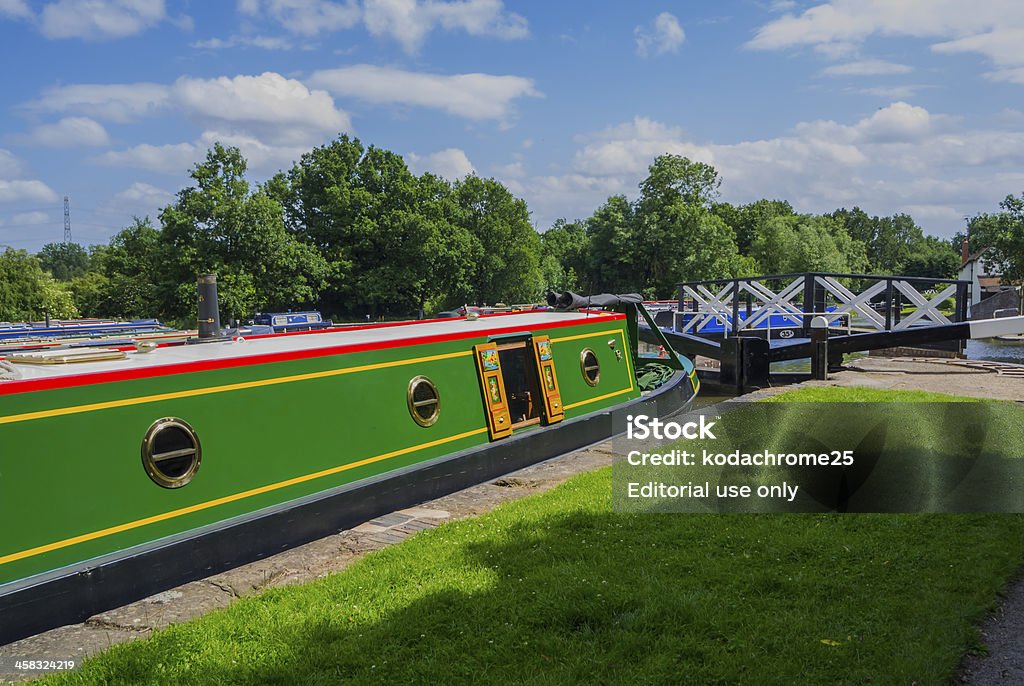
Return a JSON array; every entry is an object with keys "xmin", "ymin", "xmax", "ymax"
[
  {"xmin": 580, "ymin": 348, "xmax": 600, "ymax": 386},
  {"xmin": 408, "ymin": 376, "xmax": 440, "ymax": 427},
  {"xmin": 141, "ymin": 418, "xmax": 202, "ymax": 488}
]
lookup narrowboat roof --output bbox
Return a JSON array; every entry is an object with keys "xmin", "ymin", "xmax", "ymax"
[{"xmin": 0, "ymin": 309, "xmax": 625, "ymax": 392}]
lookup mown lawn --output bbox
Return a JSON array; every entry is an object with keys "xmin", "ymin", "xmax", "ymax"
[{"xmin": 46, "ymin": 388, "xmax": 1024, "ymax": 685}]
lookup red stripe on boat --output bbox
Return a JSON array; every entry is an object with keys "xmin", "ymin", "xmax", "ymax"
[{"xmin": 0, "ymin": 313, "xmax": 625, "ymax": 396}]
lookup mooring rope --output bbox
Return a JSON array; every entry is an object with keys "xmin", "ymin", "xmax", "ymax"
[{"xmin": 0, "ymin": 359, "xmax": 20, "ymax": 381}]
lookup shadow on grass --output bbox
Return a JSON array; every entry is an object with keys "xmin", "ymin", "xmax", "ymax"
[{"xmin": 61, "ymin": 493, "xmax": 1024, "ymax": 686}]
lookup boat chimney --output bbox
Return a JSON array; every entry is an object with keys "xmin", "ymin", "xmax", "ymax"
[
  {"xmin": 961, "ymin": 239, "xmax": 970, "ymax": 264},
  {"xmin": 197, "ymin": 273, "xmax": 222, "ymax": 339}
]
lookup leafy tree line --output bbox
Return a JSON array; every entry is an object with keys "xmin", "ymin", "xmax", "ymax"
[
  {"xmin": 5, "ymin": 144, "xmax": 976, "ymax": 324},
  {"xmin": 10, "ymin": 138, "xmax": 543, "ymax": 324},
  {"xmin": 541, "ymin": 155, "xmax": 962, "ymax": 298}
]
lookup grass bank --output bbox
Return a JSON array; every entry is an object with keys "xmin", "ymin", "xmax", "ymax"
[{"xmin": 47, "ymin": 389, "xmax": 1024, "ymax": 685}]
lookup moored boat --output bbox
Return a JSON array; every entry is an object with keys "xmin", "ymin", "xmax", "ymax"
[{"xmin": 0, "ymin": 289, "xmax": 697, "ymax": 644}]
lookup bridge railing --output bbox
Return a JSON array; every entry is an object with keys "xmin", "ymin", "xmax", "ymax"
[{"xmin": 676, "ymin": 272, "xmax": 969, "ymax": 338}]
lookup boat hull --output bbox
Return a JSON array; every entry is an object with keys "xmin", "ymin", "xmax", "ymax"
[{"xmin": 0, "ymin": 311, "xmax": 696, "ymax": 644}]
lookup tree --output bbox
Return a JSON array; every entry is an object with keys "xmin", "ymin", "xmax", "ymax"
[
  {"xmin": 969, "ymin": 192, "xmax": 1024, "ymax": 286},
  {"xmin": 158, "ymin": 144, "xmax": 329, "ymax": 323},
  {"xmin": 903, "ymin": 235, "xmax": 960, "ymax": 278},
  {"xmin": 271, "ymin": 135, "xmax": 367, "ymax": 316},
  {"xmin": 639, "ymin": 154, "xmax": 721, "ymax": 209},
  {"xmin": 81, "ymin": 217, "xmax": 163, "ymax": 319},
  {"xmin": 831, "ymin": 208, "xmax": 925, "ymax": 274},
  {"xmin": 633, "ymin": 155, "xmax": 740, "ymax": 296},
  {"xmin": 452, "ymin": 175, "xmax": 543, "ymax": 305},
  {"xmin": 751, "ymin": 214, "xmax": 868, "ymax": 275},
  {"xmin": 37, "ymin": 242, "xmax": 90, "ymax": 281},
  {"xmin": 540, "ymin": 219, "xmax": 587, "ymax": 292},
  {"xmin": 714, "ymin": 199, "xmax": 794, "ymax": 255},
  {"xmin": 0, "ymin": 248, "xmax": 78, "ymax": 320},
  {"xmin": 585, "ymin": 195, "xmax": 637, "ymax": 293}
]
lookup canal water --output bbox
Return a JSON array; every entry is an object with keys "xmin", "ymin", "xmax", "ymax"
[{"xmin": 965, "ymin": 338, "xmax": 1024, "ymax": 364}]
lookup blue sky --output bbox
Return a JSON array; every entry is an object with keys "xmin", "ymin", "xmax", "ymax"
[{"xmin": 1, "ymin": 0, "xmax": 1023, "ymax": 253}]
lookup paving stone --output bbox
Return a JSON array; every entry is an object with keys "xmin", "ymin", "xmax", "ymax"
[{"xmin": 87, "ymin": 580, "xmax": 233, "ymax": 633}]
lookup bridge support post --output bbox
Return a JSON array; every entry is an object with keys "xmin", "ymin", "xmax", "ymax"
[
  {"xmin": 741, "ymin": 336, "xmax": 770, "ymax": 390},
  {"xmin": 720, "ymin": 338, "xmax": 739, "ymax": 388},
  {"xmin": 720, "ymin": 336, "xmax": 770, "ymax": 393},
  {"xmin": 810, "ymin": 316, "xmax": 829, "ymax": 381}
]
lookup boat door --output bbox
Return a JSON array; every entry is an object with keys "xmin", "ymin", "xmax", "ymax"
[{"xmin": 474, "ymin": 337, "xmax": 564, "ymax": 441}]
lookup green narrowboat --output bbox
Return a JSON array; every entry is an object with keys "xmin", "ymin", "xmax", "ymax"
[{"xmin": 0, "ymin": 302, "xmax": 697, "ymax": 643}]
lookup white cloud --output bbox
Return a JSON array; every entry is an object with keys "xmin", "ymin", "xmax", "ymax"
[
  {"xmin": 857, "ymin": 84, "xmax": 927, "ymax": 99},
  {"xmin": 0, "ymin": 180, "xmax": 60, "ymax": 204},
  {"xmin": 821, "ymin": 59, "xmax": 912, "ymax": 76},
  {"xmin": 493, "ymin": 161, "xmax": 525, "ymax": 179},
  {"xmin": 572, "ymin": 117, "xmax": 715, "ymax": 177},
  {"xmin": 32, "ymin": 72, "xmax": 351, "ymax": 176},
  {"xmin": 851, "ymin": 101, "xmax": 931, "ymax": 142},
  {"xmin": 517, "ymin": 103, "xmax": 1024, "ymax": 236},
  {"xmin": 985, "ymin": 67, "xmax": 1024, "ymax": 85},
  {"xmin": 172, "ymin": 73, "xmax": 350, "ymax": 144},
  {"xmin": 195, "ymin": 130, "xmax": 312, "ymax": 171},
  {"xmin": 0, "ymin": 149, "xmax": 58, "ymax": 205},
  {"xmin": 363, "ymin": 0, "xmax": 527, "ymax": 53},
  {"xmin": 15, "ymin": 117, "xmax": 110, "ymax": 147},
  {"xmin": 0, "ymin": 0, "xmax": 31, "ymax": 19},
  {"xmin": 28, "ymin": 73, "xmax": 350, "ymax": 144},
  {"xmin": 113, "ymin": 181, "xmax": 172, "ymax": 205},
  {"xmin": 242, "ymin": 0, "xmax": 360, "ymax": 36},
  {"xmin": 96, "ymin": 142, "xmax": 201, "ymax": 175},
  {"xmin": 749, "ymin": 1, "xmax": 1024, "ymax": 84},
  {"xmin": 0, "ymin": 149, "xmax": 22, "ymax": 178},
  {"xmin": 407, "ymin": 148, "xmax": 475, "ymax": 180},
  {"xmin": 635, "ymin": 12, "xmax": 685, "ymax": 58},
  {"xmin": 237, "ymin": 0, "xmax": 527, "ymax": 52},
  {"xmin": 39, "ymin": 0, "xmax": 172, "ymax": 40},
  {"xmin": 97, "ymin": 131, "xmax": 315, "ymax": 176},
  {"xmin": 11, "ymin": 211, "xmax": 49, "ymax": 225},
  {"xmin": 191, "ymin": 34, "xmax": 295, "ymax": 50},
  {"xmin": 309, "ymin": 64, "xmax": 540, "ymax": 122},
  {"xmin": 105, "ymin": 181, "xmax": 174, "ymax": 218},
  {"xmin": 748, "ymin": 1, "xmax": 1012, "ymax": 50},
  {"xmin": 932, "ymin": 28, "xmax": 1024, "ymax": 67},
  {"xmin": 27, "ymin": 83, "xmax": 171, "ymax": 122}
]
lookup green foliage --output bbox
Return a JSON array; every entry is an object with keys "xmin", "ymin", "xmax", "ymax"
[
  {"xmin": 75, "ymin": 217, "xmax": 163, "ymax": 319},
  {"xmin": 970, "ymin": 192, "xmax": 1024, "ymax": 285},
  {"xmin": 275, "ymin": 137, "xmax": 483, "ymax": 317},
  {"xmin": 454, "ymin": 175, "xmax": 543, "ymax": 305},
  {"xmin": 632, "ymin": 156, "xmax": 739, "ymax": 296},
  {"xmin": 20, "ymin": 141, "xmax": 1003, "ymax": 324},
  {"xmin": 714, "ymin": 199, "xmax": 794, "ymax": 254},
  {"xmin": 830, "ymin": 207, "xmax": 926, "ymax": 274},
  {"xmin": 158, "ymin": 143, "xmax": 330, "ymax": 322},
  {"xmin": 37, "ymin": 242, "xmax": 90, "ymax": 281},
  {"xmin": 585, "ymin": 195, "xmax": 636, "ymax": 293},
  {"xmin": 0, "ymin": 248, "xmax": 78, "ymax": 320},
  {"xmin": 750, "ymin": 214, "xmax": 868, "ymax": 275},
  {"xmin": 904, "ymin": 235, "xmax": 960, "ymax": 279},
  {"xmin": 540, "ymin": 219, "xmax": 587, "ymax": 292}
]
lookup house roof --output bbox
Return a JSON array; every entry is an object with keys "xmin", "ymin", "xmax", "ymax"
[{"xmin": 961, "ymin": 245, "xmax": 991, "ymax": 269}]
